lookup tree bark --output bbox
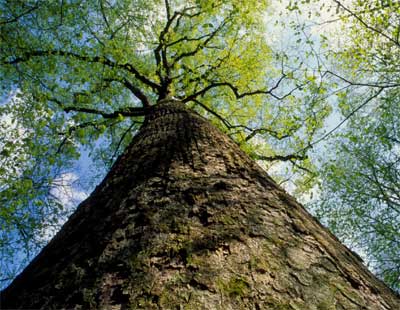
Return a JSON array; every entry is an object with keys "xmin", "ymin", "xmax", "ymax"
[{"xmin": 1, "ymin": 99, "xmax": 399, "ymax": 309}]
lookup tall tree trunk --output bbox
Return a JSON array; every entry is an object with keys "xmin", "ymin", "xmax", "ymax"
[{"xmin": 1, "ymin": 99, "xmax": 399, "ymax": 309}]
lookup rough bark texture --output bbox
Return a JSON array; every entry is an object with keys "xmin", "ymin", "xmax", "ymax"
[{"xmin": 1, "ymin": 99, "xmax": 399, "ymax": 309}]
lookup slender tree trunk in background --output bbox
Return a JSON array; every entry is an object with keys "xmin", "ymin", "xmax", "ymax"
[{"xmin": 1, "ymin": 99, "xmax": 399, "ymax": 309}]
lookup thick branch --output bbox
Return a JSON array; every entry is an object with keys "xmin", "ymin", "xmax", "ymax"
[
  {"xmin": 63, "ymin": 106, "xmax": 149, "ymax": 118},
  {"xmin": 153, "ymin": 5, "xmax": 198, "ymax": 95},
  {"xmin": 191, "ymin": 99, "xmax": 232, "ymax": 129},
  {"xmin": 191, "ymin": 100, "xmax": 292, "ymax": 142},
  {"xmin": 182, "ymin": 75, "xmax": 295, "ymax": 103},
  {"xmin": 245, "ymin": 128, "xmax": 290, "ymax": 141},
  {"xmin": 48, "ymin": 96, "xmax": 149, "ymax": 118},
  {"xmin": 104, "ymin": 77, "xmax": 150, "ymax": 107},
  {"xmin": 154, "ymin": 6, "xmax": 177, "ymax": 82},
  {"xmin": 166, "ymin": 33, "xmax": 211, "ymax": 48},
  {"xmin": 164, "ymin": 0, "xmax": 171, "ymax": 20},
  {"xmin": 4, "ymin": 49, "xmax": 161, "ymax": 91},
  {"xmin": 173, "ymin": 7, "xmax": 202, "ymax": 31},
  {"xmin": 252, "ymin": 153, "xmax": 307, "ymax": 162}
]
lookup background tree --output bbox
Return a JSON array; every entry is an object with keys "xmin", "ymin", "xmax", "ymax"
[
  {"xmin": 0, "ymin": 0, "xmax": 331, "ymax": 288},
  {"xmin": 315, "ymin": 0, "xmax": 400, "ymax": 290},
  {"xmin": 315, "ymin": 96, "xmax": 400, "ymax": 289},
  {"xmin": 280, "ymin": 0, "xmax": 400, "ymax": 290}
]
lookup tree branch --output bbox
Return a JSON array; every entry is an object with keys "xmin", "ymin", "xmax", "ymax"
[
  {"xmin": 164, "ymin": 0, "xmax": 171, "ymax": 20},
  {"xmin": 166, "ymin": 33, "xmax": 211, "ymax": 48},
  {"xmin": 306, "ymin": 87, "xmax": 384, "ymax": 149},
  {"xmin": 334, "ymin": 0, "xmax": 400, "ymax": 48},
  {"xmin": 110, "ymin": 121, "xmax": 139, "ymax": 164},
  {"xmin": 171, "ymin": 14, "xmax": 231, "ymax": 66},
  {"xmin": 99, "ymin": 0, "xmax": 111, "ymax": 30},
  {"xmin": 174, "ymin": 51, "xmax": 232, "ymax": 91},
  {"xmin": 48, "ymin": 96, "xmax": 149, "ymax": 118},
  {"xmin": 0, "ymin": 4, "xmax": 39, "ymax": 25},
  {"xmin": 245, "ymin": 128, "xmax": 290, "ymax": 141},
  {"xmin": 63, "ymin": 106, "xmax": 149, "ymax": 118},
  {"xmin": 252, "ymin": 153, "xmax": 307, "ymax": 162},
  {"xmin": 326, "ymin": 70, "xmax": 400, "ymax": 88},
  {"xmin": 182, "ymin": 74, "xmax": 297, "ymax": 103},
  {"xmin": 3, "ymin": 49, "xmax": 161, "ymax": 91},
  {"xmin": 104, "ymin": 77, "xmax": 151, "ymax": 107},
  {"xmin": 191, "ymin": 99, "xmax": 232, "ymax": 128},
  {"xmin": 191, "ymin": 99, "xmax": 292, "ymax": 142},
  {"xmin": 154, "ymin": 5, "xmax": 177, "ymax": 83},
  {"xmin": 153, "ymin": 5, "xmax": 199, "ymax": 95},
  {"xmin": 56, "ymin": 119, "xmax": 119, "ymax": 154}
]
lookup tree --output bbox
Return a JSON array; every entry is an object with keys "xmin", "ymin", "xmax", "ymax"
[
  {"xmin": 0, "ymin": 0, "xmax": 328, "ymax": 285},
  {"xmin": 2, "ymin": 99, "xmax": 400, "ymax": 309},
  {"xmin": 277, "ymin": 0, "xmax": 400, "ymax": 289},
  {"xmin": 315, "ymin": 96, "xmax": 400, "ymax": 290},
  {"xmin": 292, "ymin": 0, "xmax": 400, "ymax": 290},
  {"xmin": 0, "ymin": 0, "xmax": 399, "ymax": 308}
]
